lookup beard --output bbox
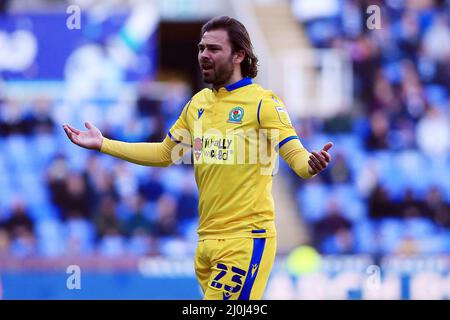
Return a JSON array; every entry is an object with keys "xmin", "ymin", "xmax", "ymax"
[{"xmin": 201, "ymin": 56, "xmax": 234, "ymax": 87}]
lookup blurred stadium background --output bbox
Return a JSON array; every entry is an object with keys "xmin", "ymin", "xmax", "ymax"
[{"xmin": 0, "ymin": 0, "xmax": 449, "ymax": 299}]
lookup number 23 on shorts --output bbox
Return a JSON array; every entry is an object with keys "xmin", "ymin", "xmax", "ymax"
[{"xmin": 210, "ymin": 263, "xmax": 246, "ymax": 294}]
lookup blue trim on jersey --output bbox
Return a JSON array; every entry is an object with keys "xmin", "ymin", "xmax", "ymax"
[
  {"xmin": 276, "ymin": 136, "xmax": 299, "ymax": 151},
  {"xmin": 168, "ymin": 132, "xmax": 192, "ymax": 147},
  {"xmin": 185, "ymin": 99, "xmax": 192, "ymax": 115},
  {"xmin": 238, "ymin": 238, "xmax": 266, "ymax": 300},
  {"xmin": 225, "ymin": 77, "xmax": 253, "ymax": 92},
  {"xmin": 168, "ymin": 131, "xmax": 180, "ymax": 143},
  {"xmin": 251, "ymin": 229, "xmax": 266, "ymax": 234},
  {"xmin": 257, "ymin": 99, "xmax": 262, "ymax": 125}
]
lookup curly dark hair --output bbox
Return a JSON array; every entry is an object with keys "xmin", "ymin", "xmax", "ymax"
[{"xmin": 201, "ymin": 16, "xmax": 259, "ymax": 79}]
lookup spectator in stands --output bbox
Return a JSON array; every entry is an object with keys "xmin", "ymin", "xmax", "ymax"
[
  {"xmin": 1, "ymin": 1, "xmax": 448, "ymax": 260},
  {"xmin": 146, "ymin": 114, "xmax": 166, "ymax": 143},
  {"xmin": 3, "ymin": 197, "xmax": 34, "ymax": 241},
  {"xmin": 397, "ymin": 10, "xmax": 420, "ymax": 61},
  {"xmin": 371, "ymin": 69, "xmax": 400, "ymax": 113},
  {"xmin": 395, "ymin": 235, "xmax": 420, "ymax": 256},
  {"xmin": 416, "ymin": 106, "xmax": 450, "ymax": 158},
  {"xmin": 93, "ymin": 195, "xmax": 123, "ymax": 239},
  {"xmin": 59, "ymin": 173, "xmax": 91, "ymax": 220},
  {"xmin": 365, "ymin": 110, "xmax": 389, "ymax": 150},
  {"xmin": 154, "ymin": 194, "xmax": 179, "ymax": 238},
  {"xmin": 424, "ymin": 186, "xmax": 450, "ymax": 228},
  {"xmin": 176, "ymin": 179, "xmax": 199, "ymax": 223},
  {"xmin": 0, "ymin": 99, "xmax": 28, "ymax": 136},
  {"xmin": 139, "ymin": 169, "xmax": 165, "ymax": 202},
  {"xmin": 136, "ymin": 83, "xmax": 162, "ymax": 117},
  {"xmin": 322, "ymin": 150, "xmax": 352, "ymax": 184},
  {"xmin": 46, "ymin": 154, "xmax": 70, "ymax": 213},
  {"xmin": 0, "ymin": 227, "xmax": 10, "ymax": 256},
  {"xmin": 400, "ymin": 60, "xmax": 426, "ymax": 121},
  {"xmin": 3, "ymin": 197, "xmax": 36, "ymax": 257},
  {"xmin": 123, "ymin": 193, "xmax": 154, "ymax": 237},
  {"xmin": 398, "ymin": 188, "xmax": 424, "ymax": 219},
  {"xmin": 314, "ymin": 200, "xmax": 353, "ymax": 253},
  {"xmin": 26, "ymin": 97, "xmax": 55, "ymax": 135},
  {"xmin": 82, "ymin": 155, "xmax": 120, "ymax": 211},
  {"xmin": 113, "ymin": 162, "xmax": 139, "ymax": 201},
  {"xmin": 368, "ymin": 184, "xmax": 394, "ymax": 219},
  {"xmin": 422, "ymin": 13, "xmax": 450, "ymax": 64}
]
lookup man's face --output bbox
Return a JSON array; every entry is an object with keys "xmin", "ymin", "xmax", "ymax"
[{"xmin": 198, "ymin": 29, "xmax": 235, "ymax": 87}]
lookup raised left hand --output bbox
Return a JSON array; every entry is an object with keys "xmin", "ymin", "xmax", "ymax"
[{"xmin": 308, "ymin": 142, "xmax": 333, "ymax": 175}]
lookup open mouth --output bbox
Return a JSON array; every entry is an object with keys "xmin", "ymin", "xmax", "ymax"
[{"xmin": 201, "ymin": 63, "xmax": 213, "ymax": 71}]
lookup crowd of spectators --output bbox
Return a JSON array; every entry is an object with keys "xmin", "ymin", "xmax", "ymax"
[
  {"xmin": 0, "ymin": 80, "xmax": 199, "ymax": 259},
  {"xmin": 292, "ymin": 0, "xmax": 449, "ymax": 255},
  {"xmin": 0, "ymin": 0, "xmax": 448, "ymax": 259}
]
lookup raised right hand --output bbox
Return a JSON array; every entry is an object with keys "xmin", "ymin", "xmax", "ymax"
[{"xmin": 62, "ymin": 122, "xmax": 103, "ymax": 151}]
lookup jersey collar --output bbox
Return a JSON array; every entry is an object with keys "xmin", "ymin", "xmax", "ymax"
[
  {"xmin": 213, "ymin": 77, "xmax": 253, "ymax": 94},
  {"xmin": 225, "ymin": 77, "xmax": 253, "ymax": 91}
]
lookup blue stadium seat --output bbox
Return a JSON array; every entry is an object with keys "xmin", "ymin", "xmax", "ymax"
[
  {"xmin": 63, "ymin": 218, "xmax": 96, "ymax": 255},
  {"xmin": 329, "ymin": 184, "xmax": 367, "ymax": 222},
  {"xmin": 179, "ymin": 218, "xmax": 198, "ymax": 241},
  {"xmin": 403, "ymin": 217, "xmax": 437, "ymax": 240},
  {"xmin": 29, "ymin": 202, "xmax": 60, "ymax": 221},
  {"xmin": 428, "ymin": 159, "xmax": 450, "ymax": 201},
  {"xmin": 126, "ymin": 234, "xmax": 152, "ymax": 257},
  {"xmin": 374, "ymin": 151, "xmax": 405, "ymax": 200},
  {"xmin": 352, "ymin": 219, "xmax": 376, "ymax": 254},
  {"xmin": 16, "ymin": 173, "xmax": 46, "ymax": 209},
  {"xmin": 0, "ymin": 157, "xmax": 13, "ymax": 210},
  {"xmin": 334, "ymin": 134, "xmax": 363, "ymax": 154},
  {"xmin": 393, "ymin": 151, "xmax": 431, "ymax": 196},
  {"xmin": 98, "ymin": 235, "xmax": 126, "ymax": 257},
  {"xmin": 160, "ymin": 167, "xmax": 186, "ymax": 194},
  {"xmin": 32, "ymin": 134, "xmax": 58, "ymax": 168},
  {"xmin": 425, "ymin": 85, "xmax": 448, "ymax": 108},
  {"xmin": 159, "ymin": 236, "xmax": 195, "ymax": 257},
  {"xmin": 417, "ymin": 233, "xmax": 449, "ymax": 254},
  {"xmin": 296, "ymin": 184, "xmax": 329, "ymax": 222},
  {"xmin": 4, "ymin": 136, "xmax": 34, "ymax": 172},
  {"xmin": 35, "ymin": 218, "xmax": 65, "ymax": 257},
  {"xmin": 377, "ymin": 218, "xmax": 405, "ymax": 254}
]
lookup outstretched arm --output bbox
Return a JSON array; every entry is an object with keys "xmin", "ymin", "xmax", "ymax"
[
  {"xmin": 279, "ymin": 139, "xmax": 332, "ymax": 179},
  {"xmin": 63, "ymin": 122, "xmax": 184, "ymax": 167},
  {"xmin": 257, "ymin": 93, "xmax": 332, "ymax": 178},
  {"xmin": 100, "ymin": 136, "xmax": 179, "ymax": 167}
]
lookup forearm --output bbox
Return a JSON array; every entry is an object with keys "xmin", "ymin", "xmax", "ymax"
[
  {"xmin": 100, "ymin": 135, "xmax": 178, "ymax": 167},
  {"xmin": 279, "ymin": 139, "xmax": 316, "ymax": 179}
]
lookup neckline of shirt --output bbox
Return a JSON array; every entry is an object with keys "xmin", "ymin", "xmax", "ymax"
[{"xmin": 212, "ymin": 77, "xmax": 253, "ymax": 94}]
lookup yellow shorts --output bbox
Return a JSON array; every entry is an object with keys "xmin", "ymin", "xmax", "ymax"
[{"xmin": 195, "ymin": 237, "xmax": 277, "ymax": 300}]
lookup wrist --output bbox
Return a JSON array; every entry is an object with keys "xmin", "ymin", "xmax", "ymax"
[{"xmin": 98, "ymin": 137, "xmax": 106, "ymax": 152}]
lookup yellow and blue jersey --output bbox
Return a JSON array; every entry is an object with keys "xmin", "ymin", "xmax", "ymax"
[{"xmin": 168, "ymin": 77, "xmax": 300, "ymax": 240}]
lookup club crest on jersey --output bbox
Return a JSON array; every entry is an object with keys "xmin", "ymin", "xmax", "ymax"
[{"xmin": 227, "ymin": 107, "xmax": 244, "ymax": 124}]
